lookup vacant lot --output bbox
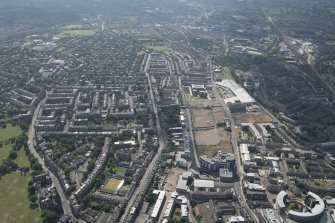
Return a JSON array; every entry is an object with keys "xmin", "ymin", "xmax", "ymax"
[
  {"xmin": 197, "ymin": 141, "xmax": 233, "ymax": 156},
  {"xmin": 195, "ymin": 129, "xmax": 222, "ymax": 146},
  {"xmin": 188, "ymin": 99, "xmax": 220, "ymax": 107},
  {"xmin": 238, "ymin": 113, "xmax": 272, "ymax": 123},
  {"xmin": 186, "ymin": 94, "xmax": 204, "ymax": 101},
  {"xmin": 192, "ymin": 109, "xmax": 214, "ymax": 128},
  {"xmin": 212, "ymin": 107, "xmax": 226, "ymax": 122},
  {"xmin": 164, "ymin": 167, "xmax": 185, "ymax": 192},
  {"xmin": 182, "ymin": 86, "xmax": 191, "ymax": 94},
  {"xmin": 0, "ymin": 173, "xmax": 41, "ymax": 223},
  {"xmin": 102, "ymin": 178, "xmax": 122, "ymax": 194},
  {"xmin": 195, "ymin": 128, "xmax": 233, "ymax": 156}
]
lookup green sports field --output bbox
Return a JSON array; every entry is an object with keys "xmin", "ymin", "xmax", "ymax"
[{"xmin": 102, "ymin": 178, "xmax": 122, "ymax": 194}]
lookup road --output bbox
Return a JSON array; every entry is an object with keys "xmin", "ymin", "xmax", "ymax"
[
  {"xmin": 174, "ymin": 53, "xmax": 200, "ymax": 171},
  {"xmin": 119, "ymin": 53, "xmax": 165, "ymax": 222},
  {"xmin": 213, "ymin": 85, "xmax": 259, "ymax": 223},
  {"xmin": 27, "ymin": 95, "xmax": 74, "ymax": 216}
]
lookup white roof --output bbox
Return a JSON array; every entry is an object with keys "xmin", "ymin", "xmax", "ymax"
[
  {"xmin": 194, "ymin": 179, "xmax": 214, "ymax": 188},
  {"xmin": 245, "ymin": 182, "xmax": 265, "ymax": 191},
  {"xmin": 243, "ymin": 153, "xmax": 251, "ymax": 162},
  {"xmin": 176, "ymin": 176, "xmax": 188, "ymax": 191},
  {"xmin": 216, "ymin": 80, "xmax": 255, "ymax": 104},
  {"xmin": 151, "ymin": 190, "xmax": 166, "ymax": 218},
  {"xmin": 240, "ymin": 144, "xmax": 250, "ymax": 154},
  {"xmin": 181, "ymin": 204, "xmax": 188, "ymax": 217},
  {"xmin": 276, "ymin": 190, "xmax": 287, "ymax": 208},
  {"xmin": 272, "ymin": 161, "xmax": 279, "ymax": 168},
  {"xmin": 163, "ymin": 198, "xmax": 175, "ymax": 218},
  {"xmin": 228, "ymin": 216, "xmax": 245, "ymax": 223}
]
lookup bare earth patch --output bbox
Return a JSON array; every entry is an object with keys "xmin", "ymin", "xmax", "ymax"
[
  {"xmin": 194, "ymin": 129, "xmax": 233, "ymax": 156},
  {"xmin": 192, "ymin": 109, "xmax": 214, "ymax": 128},
  {"xmin": 238, "ymin": 113, "xmax": 272, "ymax": 123}
]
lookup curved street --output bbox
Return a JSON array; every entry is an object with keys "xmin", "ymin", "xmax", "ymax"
[{"xmin": 27, "ymin": 96, "xmax": 74, "ymax": 217}]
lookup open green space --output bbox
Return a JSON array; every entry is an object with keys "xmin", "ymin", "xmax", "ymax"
[
  {"xmin": 57, "ymin": 29, "xmax": 95, "ymax": 37},
  {"xmin": 31, "ymin": 46, "xmax": 44, "ymax": 51},
  {"xmin": 0, "ymin": 144, "xmax": 12, "ymax": 162},
  {"xmin": 125, "ymin": 16, "xmax": 138, "ymax": 22},
  {"xmin": 0, "ymin": 173, "xmax": 41, "ymax": 223},
  {"xmin": 286, "ymin": 201, "xmax": 304, "ymax": 212},
  {"xmin": 310, "ymin": 179, "xmax": 335, "ymax": 188},
  {"xmin": 0, "ymin": 124, "xmax": 22, "ymax": 142},
  {"xmin": 115, "ymin": 166, "xmax": 127, "ymax": 174},
  {"xmin": 15, "ymin": 149, "xmax": 30, "ymax": 168},
  {"xmin": 185, "ymin": 94, "xmax": 205, "ymax": 101},
  {"xmin": 56, "ymin": 47, "xmax": 66, "ymax": 52},
  {"xmin": 247, "ymin": 50, "xmax": 263, "ymax": 56},
  {"xmin": 144, "ymin": 44, "xmax": 172, "ymax": 54},
  {"xmin": 326, "ymin": 40, "xmax": 335, "ymax": 45},
  {"xmin": 172, "ymin": 206, "xmax": 182, "ymax": 222},
  {"xmin": 231, "ymin": 14, "xmax": 249, "ymax": 21},
  {"xmin": 0, "ymin": 124, "xmax": 23, "ymax": 161},
  {"xmin": 61, "ymin": 24, "xmax": 83, "ymax": 29},
  {"xmin": 102, "ymin": 178, "xmax": 122, "ymax": 194}
]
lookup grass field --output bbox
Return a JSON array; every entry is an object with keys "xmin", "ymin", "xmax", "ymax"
[
  {"xmin": 0, "ymin": 144, "xmax": 12, "ymax": 161},
  {"xmin": 144, "ymin": 44, "xmax": 172, "ymax": 54},
  {"xmin": 0, "ymin": 125, "xmax": 22, "ymax": 161},
  {"xmin": 185, "ymin": 94, "xmax": 205, "ymax": 101},
  {"xmin": 15, "ymin": 149, "xmax": 30, "ymax": 168},
  {"xmin": 125, "ymin": 16, "xmax": 138, "ymax": 22},
  {"xmin": 232, "ymin": 14, "xmax": 249, "ymax": 21},
  {"xmin": 56, "ymin": 29, "xmax": 95, "ymax": 38},
  {"xmin": 115, "ymin": 166, "xmax": 127, "ymax": 174},
  {"xmin": 0, "ymin": 173, "xmax": 41, "ymax": 223},
  {"xmin": 172, "ymin": 206, "xmax": 181, "ymax": 222},
  {"xmin": 102, "ymin": 178, "xmax": 122, "ymax": 194},
  {"xmin": 326, "ymin": 40, "xmax": 335, "ymax": 45},
  {"xmin": 0, "ymin": 124, "xmax": 22, "ymax": 142},
  {"xmin": 247, "ymin": 50, "xmax": 263, "ymax": 56},
  {"xmin": 56, "ymin": 47, "xmax": 66, "ymax": 52},
  {"xmin": 31, "ymin": 46, "xmax": 44, "ymax": 51},
  {"xmin": 61, "ymin": 24, "xmax": 82, "ymax": 29}
]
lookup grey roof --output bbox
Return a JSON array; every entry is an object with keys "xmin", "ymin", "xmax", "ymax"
[{"xmin": 276, "ymin": 190, "xmax": 287, "ymax": 209}]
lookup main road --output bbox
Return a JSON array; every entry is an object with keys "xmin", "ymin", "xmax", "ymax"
[
  {"xmin": 210, "ymin": 59, "xmax": 259, "ymax": 223},
  {"xmin": 119, "ymin": 53, "xmax": 166, "ymax": 222},
  {"xmin": 212, "ymin": 86, "xmax": 259, "ymax": 222},
  {"xmin": 27, "ymin": 95, "xmax": 74, "ymax": 216}
]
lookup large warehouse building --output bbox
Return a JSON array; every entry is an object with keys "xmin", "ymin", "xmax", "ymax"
[{"xmin": 216, "ymin": 80, "xmax": 255, "ymax": 112}]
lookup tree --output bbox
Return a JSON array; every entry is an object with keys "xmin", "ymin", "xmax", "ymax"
[
  {"xmin": 28, "ymin": 185, "xmax": 36, "ymax": 195},
  {"xmin": 29, "ymin": 194, "xmax": 38, "ymax": 203},
  {"xmin": 8, "ymin": 151, "xmax": 17, "ymax": 160},
  {"xmin": 41, "ymin": 210, "xmax": 58, "ymax": 223},
  {"xmin": 31, "ymin": 162, "xmax": 42, "ymax": 171}
]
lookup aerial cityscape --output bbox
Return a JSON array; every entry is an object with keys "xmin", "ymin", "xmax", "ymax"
[{"xmin": 1, "ymin": 0, "xmax": 335, "ymax": 222}]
